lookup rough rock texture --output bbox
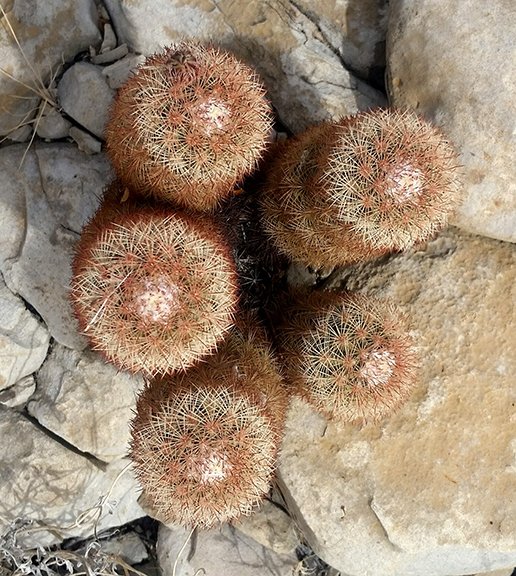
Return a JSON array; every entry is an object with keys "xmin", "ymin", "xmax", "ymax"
[
  {"xmin": 28, "ymin": 344, "xmax": 144, "ymax": 462},
  {"xmin": 387, "ymin": 1, "xmax": 516, "ymax": 243},
  {"xmin": 0, "ymin": 406, "xmax": 144, "ymax": 544},
  {"xmin": 0, "ymin": 374, "xmax": 36, "ymax": 408},
  {"xmin": 293, "ymin": 0, "xmax": 388, "ymax": 82},
  {"xmin": 101, "ymin": 53, "xmax": 146, "ymax": 89},
  {"xmin": 157, "ymin": 522, "xmax": 299, "ymax": 576},
  {"xmin": 35, "ymin": 106, "xmax": 72, "ymax": 140},
  {"xmin": 0, "ymin": 275, "xmax": 49, "ymax": 390},
  {"xmin": 234, "ymin": 499, "xmax": 299, "ymax": 557},
  {"xmin": 0, "ymin": 144, "xmax": 113, "ymax": 349},
  {"xmin": 0, "ymin": 0, "xmax": 101, "ymax": 137},
  {"xmin": 278, "ymin": 227, "xmax": 516, "ymax": 576},
  {"xmin": 103, "ymin": 0, "xmax": 386, "ymax": 131},
  {"xmin": 89, "ymin": 531, "xmax": 148, "ymax": 565},
  {"xmin": 57, "ymin": 62, "xmax": 115, "ymax": 139}
]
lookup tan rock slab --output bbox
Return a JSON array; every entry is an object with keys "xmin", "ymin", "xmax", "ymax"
[
  {"xmin": 387, "ymin": 1, "xmax": 516, "ymax": 243},
  {"xmin": 28, "ymin": 344, "xmax": 144, "ymax": 462},
  {"xmin": 279, "ymin": 227, "xmax": 516, "ymax": 576}
]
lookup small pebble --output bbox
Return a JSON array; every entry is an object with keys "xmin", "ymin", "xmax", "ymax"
[{"xmin": 102, "ymin": 54, "xmax": 146, "ymax": 89}]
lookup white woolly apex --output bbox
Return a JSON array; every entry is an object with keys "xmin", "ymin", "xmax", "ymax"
[
  {"xmin": 383, "ymin": 161, "xmax": 425, "ymax": 204},
  {"xmin": 132, "ymin": 275, "xmax": 181, "ymax": 324},
  {"xmin": 198, "ymin": 450, "xmax": 232, "ymax": 484},
  {"xmin": 196, "ymin": 97, "xmax": 231, "ymax": 135},
  {"xmin": 359, "ymin": 348, "xmax": 396, "ymax": 388}
]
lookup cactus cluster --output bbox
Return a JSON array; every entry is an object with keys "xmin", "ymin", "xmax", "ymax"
[{"xmin": 69, "ymin": 40, "xmax": 462, "ymax": 530}]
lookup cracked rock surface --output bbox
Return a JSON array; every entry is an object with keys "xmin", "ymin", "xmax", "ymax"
[
  {"xmin": 0, "ymin": 406, "xmax": 143, "ymax": 546},
  {"xmin": 0, "ymin": 0, "xmax": 101, "ymax": 137},
  {"xmin": 158, "ymin": 521, "xmax": 300, "ymax": 576},
  {"xmin": 28, "ymin": 344, "xmax": 144, "ymax": 462},
  {"xmin": 0, "ymin": 143, "xmax": 112, "ymax": 349},
  {"xmin": 103, "ymin": 0, "xmax": 386, "ymax": 131},
  {"xmin": 0, "ymin": 275, "xmax": 49, "ymax": 391}
]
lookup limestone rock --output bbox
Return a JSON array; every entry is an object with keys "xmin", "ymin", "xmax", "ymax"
[
  {"xmin": 0, "ymin": 375, "xmax": 36, "ymax": 408},
  {"xmin": 387, "ymin": 1, "xmax": 516, "ymax": 243},
  {"xmin": 473, "ymin": 570, "xmax": 516, "ymax": 576},
  {"xmin": 157, "ymin": 523, "xmax": 298, "ymax": 576},
  {"xmin": 57, "ymin": 62, "xmax": 115, "ymax": 138},
  {"xmin": 0, "ymin": 276, "xmax": 49, "ymax": 390},
  {"xmin": 86, "ymin": 531, "xmax": 148, "ymax": 565},
  {"xmin": 100, "ymin": 22, "xmax": 117, "ymax": 54},
  {"xmin": 101, "ymin": 53, "xmax": 146, "ymax": 89},
  {"xmin": 0, "ymin": 0, "xmax": 101, "ymax": 137},
  {"xmin": 36, "ymin": 105, "xmax": 72, "ymax": 140},
  {"xmin": 0, "ymin": 144, "xmax": 113, "ymax": 349},
  {"xmin": 91, "ymin": 43, "xmax": 129, "ymax": 65},
  {"xmin": 0, "ymin": 406, "xmax": 144, "ymax": 544},
  {"xmin": 69, "ymin": 126, "xmax": 102, "ymax": 154},
  {"xmin": 234, "ymin": 499, "xmax": 299, "ymax": 557},
  {"xmin": 292, "ymin": 0, "xmax": 388, "ymax": 82},
  {"xmin": 279, "ymin": 227, "xmax": 516, "ymax": 576},
  {"xmin": 103, "ymin": 0, "xmax": 385, "ymax": 132},
  {"xmin": 28, "ymin": 344, "xmax": 144, "ymax": 462}
]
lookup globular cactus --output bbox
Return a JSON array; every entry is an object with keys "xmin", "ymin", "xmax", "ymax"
[
  {"xmin": 105, "ymin": 42, "xmax": 273, "ymax": 212},
  {"xmin": 70, "ymin": 182, "xmax": 239, "ymax": 376},
  {"xmin": 276, "ymin": 290, "xmax": 419, "ymax": 424},
  {"xmin": 129, "ymin": 320, "xmax": 287, "ymax": 528},
  {"xmin": 260, "ymin": 108, "xmax": 462, "ymax": 267}
]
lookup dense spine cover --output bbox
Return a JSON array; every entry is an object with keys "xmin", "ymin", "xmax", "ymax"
[
  {"xmin": 105, "ymin": 42, "xmax": 273, "ymax": 212},
  {"xmin": 277, "ymin": 291, "xmax": 419, "ymax": 423},
  {"xmin": 130, "ymin": 320, "xmax": 287, "ymax": 528},
  {"xmin": 70, "ymin": 184, "xmax": 239, "ymax": 376},
  {"xmin": 260, "ymin": 108, "xmax": 461, "ymax": 267}
]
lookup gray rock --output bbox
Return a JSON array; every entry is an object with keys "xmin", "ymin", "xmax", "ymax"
[
  {"xmin": 234, "ymin": 500, "xmax": 299, "ymax": 557},
  {"xmin": 91, "ymin": 44, "xmax": 129, "ymax": 65},
  {"xmin": 387, "ymin": 1, "xmax": 516, "ymax": 243},
  {"xmin": 58, "ymin": 62, "xmax": 115, "ymax": 139},
  {"xmin": 103, "ymin": 0, "xmax": 385, "ymax": 132},
  {"xmin": 101, "ymin": 53, "xmax": 146, "ymax": 89},
  {"xmin": 69, "ymin": 126, "xmax": 102, "ymax": 154},
  {"xmin": 36, "ymin": 105, "xmax": 72, "ymax": 140},
  {"xmin": 0, "ymin": 143, "xmax": 113, "ymax": 349},
  {"xmin": 94, "ymin": 531, "xmax": 148, "ymax": 565},
  {"xmin": 0, "ymin": 276, "xmax": 49, "ymax": 390},
  {"xmin": 278, "ymin": 227, "xmax": 516, "ymax": 576},
  {"xmin": 28, "ymin": 344, "xmax": 144, "ymax": 462},
  {"xmin": 0, "ymin": 0, "xmax": 101, "ymax": 137},
  {"xmin": 157, "ymin": 523, "xmax": 298, "ymax": 576},
  {"xmin": 473, "ymin": 570, "xmax": 516, "ymax": 576},
  {"xmin": 100, "ymin": 22, "xmax": 118, "ymax": 53},
  {"xmin": 0, "ymin": 375, "xmax": 36, "ymax": 408},
  {"xmin": 292, "ymin": 0, "xmax": 388, "ymax": 80},
  {"xmin": 0, "ymin": 406, "xmax": 144, "ymax": 545}
]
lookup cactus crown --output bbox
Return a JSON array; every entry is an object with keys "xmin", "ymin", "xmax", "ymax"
[
  {"xmin": 279, "ymin": 291, "xmax": 419, "ymax": 423},
  {"xmin": 105, "ymin": 42, "xmax": 273, "ymax": 211},
  {"xmin": 321, "ymin": 108, "xmax": 461, "ymax": 250},
  {"xmin": 130, "ymin": 321, "xmax": 286, "ymax": 528},
  {"xmin": 71, "ymin": 197, "xmax": 238, "ymax": 376}
]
